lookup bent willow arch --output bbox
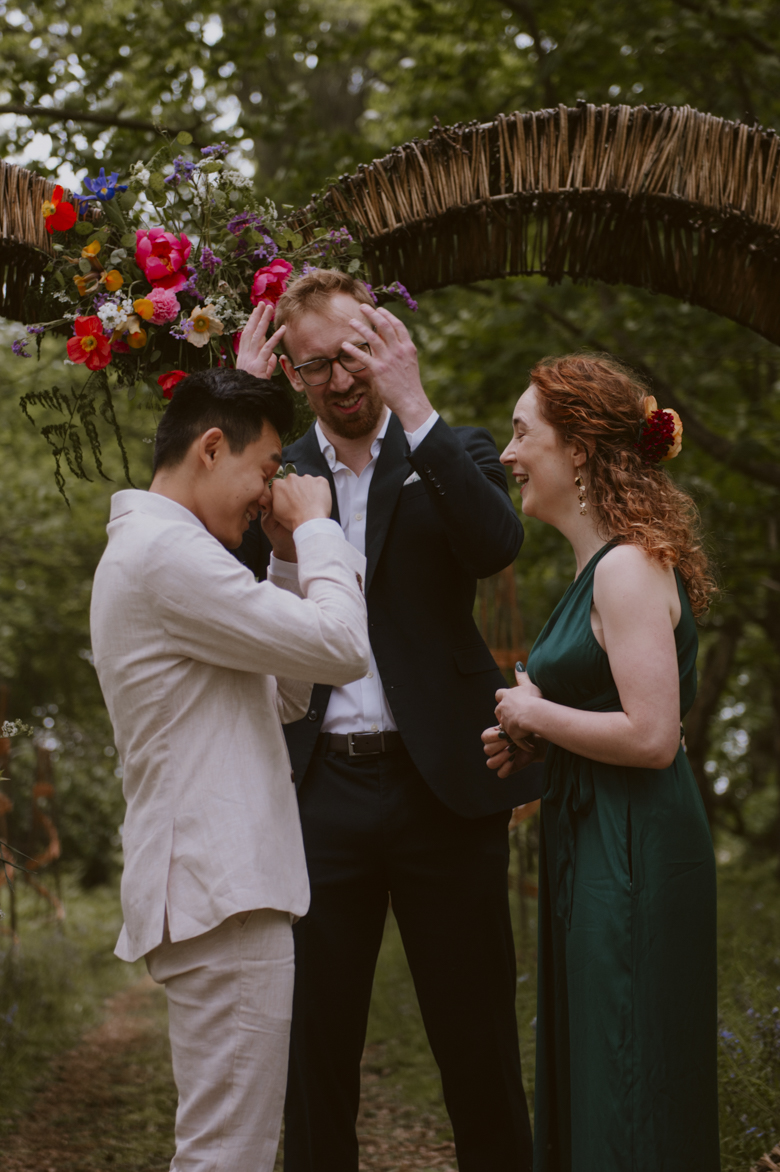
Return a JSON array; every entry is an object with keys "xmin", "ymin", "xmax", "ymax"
[{"xmin": 298, "ymin": 103, "xmax": 780, "ymax": 345}]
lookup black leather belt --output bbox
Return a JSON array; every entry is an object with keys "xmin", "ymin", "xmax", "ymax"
[{"xmin": 316, "ymin": 731, "xmax": 403, "ymax": 756}]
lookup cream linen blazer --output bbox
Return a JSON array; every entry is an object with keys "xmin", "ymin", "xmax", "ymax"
[{"xmin": 90, "ymin": 490, "xmax": 369, "ymax": 962}]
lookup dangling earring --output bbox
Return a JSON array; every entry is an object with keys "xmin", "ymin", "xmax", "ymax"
[{"xmin": 575, "ymin": 473, "xmax": 587, "ymax": 516}]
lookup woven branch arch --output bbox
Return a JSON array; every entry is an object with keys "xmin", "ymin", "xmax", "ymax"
[
  {"xmin": 296, "ymin": 103, "xmax": 780, "ymax": 345},
  {"xmin": 0, "ymin": 164, "xmax": 66, "ymax": 321},
  {"xmin": 3, "ymin": 103, "xmax": 780, "ymax": 343}
]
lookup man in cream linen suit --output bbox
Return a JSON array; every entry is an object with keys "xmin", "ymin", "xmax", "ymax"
[{"xmin": 90, "ymin": 368, "xmax": 369, "ymax": 1172}]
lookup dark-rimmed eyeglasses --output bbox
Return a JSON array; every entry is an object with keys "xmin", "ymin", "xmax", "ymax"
[{"xmin": 293, "ymin": 342, "xmax": 371, "ymax": 386}]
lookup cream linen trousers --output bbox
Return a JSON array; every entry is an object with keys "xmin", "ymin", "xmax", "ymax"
[{"xmin": 146, "ymin": 908, "xmax": 294, "ymax": 1172}]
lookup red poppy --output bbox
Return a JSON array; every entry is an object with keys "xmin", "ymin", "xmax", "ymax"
[
  {"xmin": 158, "ymin": 370, "xmax": 187, "ymax": 399},
  {"xmin": 66, "ymin": 316, "xmax": 112, "ymax": 371},
  {"xmin": 42, "ymin": 186, "xmax": 77, "ymax": 235}
]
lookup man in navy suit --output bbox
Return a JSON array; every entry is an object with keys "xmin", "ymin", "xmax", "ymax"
[{"xmin": 237, "ymin": 271, "xmax": 543, "ymax": 1172}]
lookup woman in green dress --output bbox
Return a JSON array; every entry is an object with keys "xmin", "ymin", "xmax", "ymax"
[{"xmin": 483, "ymin": 354, "xmax": 720, "ymax": 1172}]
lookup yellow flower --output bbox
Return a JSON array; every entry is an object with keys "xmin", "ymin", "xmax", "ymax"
[
  {"xmin": 81, "ymin": 241, "xmax": 102, "ymax": 258},
  {"xmin": 73, "ymin": 274, "xmax": 90, "ymax": 296},
  {"xmin": 660, "ymin": 409, "xmax": 683, "ymax": 461},
  {"xmin": 128, "ymin": 328, "xmax": 148, "ymax": 350},
  {"xmin": 133, "ymin": 297, "xmax": 154, "ymax": 321},
  {"xmin": 186, "ymin": 303, "xmax": 224, "ymax": 348},
  {"xmin": 101, "ymin": 269, "xmax": 124, "ymax": 292},
  {"xmin": 643, "ymin": 395, "xmax": 658, "ymax": 419}
]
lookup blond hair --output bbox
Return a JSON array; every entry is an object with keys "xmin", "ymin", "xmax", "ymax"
[{"xmin": 274, "ymin": 268, "xmax": 375, "ymax": 336}]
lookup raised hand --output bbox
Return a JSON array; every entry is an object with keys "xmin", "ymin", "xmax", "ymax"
[
  {"xmin": 341, "ymin": 303, "xmax": 433, "ymax": 432},
  {"xmin": 236, "ymin": 304, "xmax": 287, "ymax": 380},
  {"xmin": 259, "ymin": 483, "xmax": 297, "ymax": 563},
  {"xmin": 269, "ymin": 473, "xmax": 332, "ymax": 532}
]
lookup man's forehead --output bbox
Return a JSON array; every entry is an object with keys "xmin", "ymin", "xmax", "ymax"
[{"xmin": 288, "ymin": 296, "xmax": 367, "ymax": 357}]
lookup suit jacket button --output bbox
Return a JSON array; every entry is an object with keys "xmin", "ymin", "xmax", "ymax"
[
  {"xmin": 438, "ymin": 487, "xmax": 446, "ymax": 495},
  {"xmin": 307, "ymin": 709, "xmax": 318, "ymax": 721},
  {"xmin": 423, "ymin": 463, "xmax": 431, "ymax": 473}
]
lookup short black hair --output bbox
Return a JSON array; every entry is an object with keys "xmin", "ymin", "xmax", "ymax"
[{"xmin": 153, "ymin": 368, "xmax": 295, "ymax": 473}]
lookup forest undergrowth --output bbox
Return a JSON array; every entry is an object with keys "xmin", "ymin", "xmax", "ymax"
[{"xmin": 1, "ymin": 857, "xmax": 778, "ymax": 1171}]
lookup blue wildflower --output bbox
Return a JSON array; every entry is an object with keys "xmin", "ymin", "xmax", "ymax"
[
  {"xmin": 26, "ymin": 324, "xmax": 46, "ymax": 335},
  {"xmin": 79, "ymin": 168, "xmax": 129, "ymax": 202},
  {"xmin": 12, "ymin": 338, "xmax": 31, "ymax": 358}
]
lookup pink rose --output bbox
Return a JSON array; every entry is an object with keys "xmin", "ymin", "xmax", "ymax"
[
  {"xmin": 250, "ymin": 258, "xmax": 293, "ymax": 311},
  {"xmin": 148, "ymin": 286, "xmax": 181, "ymax": 324},
  {"xmin": 135, "ymin": 227, "xmax": 192, "ymax": 293}
]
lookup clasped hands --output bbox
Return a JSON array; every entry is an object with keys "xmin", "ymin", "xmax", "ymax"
[
  {"xmin": 259, "ymin": 472, "xmax": 332, "ymax": 564},
  {"xmin": 482, "ymin": 668, "xmax": 547, "ymax": 779}
]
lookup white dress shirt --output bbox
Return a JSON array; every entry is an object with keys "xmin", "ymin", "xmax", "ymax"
[
  {"xmin": 270, "ymin": 408, "xmax": 439, "ymax": 734},
  {"xmin": 90, "ymin": 490, "xmax": 369, "ymax": 962}
]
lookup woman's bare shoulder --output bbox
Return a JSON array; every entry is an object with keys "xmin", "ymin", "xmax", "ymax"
[{"xmin": 594, "ymin": 542, "xmax": 675, "ymax": 598}]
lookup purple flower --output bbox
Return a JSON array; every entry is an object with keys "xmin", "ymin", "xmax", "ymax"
[
  {"xmin": 170, "ymin": 319, "xmax": 193, "ymax": 341},
  {"xmin": 226, "ymin": 211, "xmax": 264, "ymax": 236},
  {"xmin": 199, "ymin": 245, "xmax": 222, "ymax": 274},
  {"xmin": 92, "ymin": 290, "xmax": 114, "ymax": 310},
  {"xmin": 385, "ymin": 281, "xmax": 418, "ymax": 312},
  {"xmin": 26, "ymin": 324, "xmax": 46, "ymax": 335},
  {"xmin": 253, "ymin": 234, "xmax": 278, "ymax": 263},
  {"xmin": 364, "ymin": 283, "xmax": 378, "ymax": 305},
  {"xmin": 12, "ymin": 338, "xmax": 31, "ymax": 358},
  {"xmin": 224, "ymin": 212, "xmax": 278, "ymax": 261},
  {"xmin": 166, "ymin": 155, "xmax": 197, "ymax": 186},
  {"xmin": 201, "ymin": 142, "xmax": 230, "ymax": 158},
  {"xmin": 178, "ymin": 268, "xmax": 204, "ymax": 300},
  {"xmin": 314, "ymin": 227, "xmax": 354, "ymax": 256}
]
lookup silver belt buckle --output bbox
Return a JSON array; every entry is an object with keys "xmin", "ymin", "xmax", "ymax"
[{"xmin": 347, "ymin": 731, "xmax": 384, "ymax": 756}]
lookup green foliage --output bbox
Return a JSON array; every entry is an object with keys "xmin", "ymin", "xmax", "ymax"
[
  {"xmin": 0, "ymin": 879, "xmax": 142, "ymax": 1136},
  {"xmin": 19, "ymin": 372, "xmax": 132, "ymax": 502},
  {"xmin": 1, "ymin": 325, "xmax": 152, "ymax": 883}
]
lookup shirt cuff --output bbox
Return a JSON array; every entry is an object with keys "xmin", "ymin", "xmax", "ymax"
[
  {"xmin": 293, "ymin": 517, "xmax": 345, "ymax": 547},
  {"xmin": 269, "ymin": 552, "xmax": 299, "ymax": 580},
  {"xmin": 404, "ymin": 410, "xmax": 439, "ymax": 452}
]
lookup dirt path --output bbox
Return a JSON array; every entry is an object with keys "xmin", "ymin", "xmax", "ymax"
[{"xmin": 3, "ymin": 976, "xmax": 457, "ymax": 1172}]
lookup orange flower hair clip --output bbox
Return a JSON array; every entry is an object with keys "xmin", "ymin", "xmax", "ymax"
[{"xmin": 634, "ymin": 396, "xmax": 683, "ymax": 464}]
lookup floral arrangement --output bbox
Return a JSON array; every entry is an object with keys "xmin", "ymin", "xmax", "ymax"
[
  {"xmin": 634, "ymin": 396, "xmax": 683, "ymax": 464},
  {"xmin": 14, "ymin": 134, "xmax": 417, "ymax": 498}
]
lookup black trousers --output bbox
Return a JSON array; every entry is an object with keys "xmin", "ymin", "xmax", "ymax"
[{"xmin": 283, "ymin": 743, "xmax": 533, "ymax": 1172}]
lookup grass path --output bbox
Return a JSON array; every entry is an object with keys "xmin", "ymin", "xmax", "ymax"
[
  {"xmin": 1, "ymin": 927, "xmax": 461, "ymax": 1172},
  {"xmin": 3, "ymin": 866, "xmax": 779, "ymax": 1170}
]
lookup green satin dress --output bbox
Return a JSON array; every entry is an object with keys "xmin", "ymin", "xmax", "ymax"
[{"xmin": 527, "ymin": 542, "xmax": 720, "ymax": 1172}]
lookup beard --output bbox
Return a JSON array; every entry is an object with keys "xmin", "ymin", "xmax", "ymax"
[{"xmin": 305, "ymin": 380, "xmax": 386, "ymax": 440}]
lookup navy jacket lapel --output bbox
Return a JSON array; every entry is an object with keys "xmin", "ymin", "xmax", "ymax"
[
  {"xmin": 365, "ymin": 414, "xmax": 410, "ymax": 594},
  {"xmin": 285, "ymin": 425, "xmax": 340, "ymax": 525}
]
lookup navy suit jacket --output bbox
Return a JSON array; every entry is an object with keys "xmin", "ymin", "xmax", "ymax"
[{"xmin": 237, "ymin": 413, "xmax": 544, "ymax": 818}]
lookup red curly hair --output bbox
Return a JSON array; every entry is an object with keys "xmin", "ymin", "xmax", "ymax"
[{"xmin": 529, "ymin": 353, "xmax": 717, "ymax": 616}]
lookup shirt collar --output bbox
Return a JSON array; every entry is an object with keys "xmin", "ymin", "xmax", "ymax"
[
  {"xmin": 109, "ymin": 489, "xmax": 207, "ymax": 530},
  {"xmin": 314, "ymin": 409, "xmax": 390, "ymax": 472}
]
